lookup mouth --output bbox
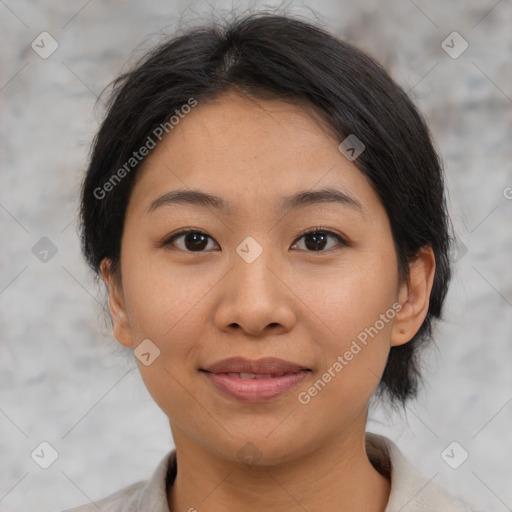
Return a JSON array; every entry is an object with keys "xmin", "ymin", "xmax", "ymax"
[{"xmin": 199, "ymin": 357, "xmax": 312, "ymax": 403}]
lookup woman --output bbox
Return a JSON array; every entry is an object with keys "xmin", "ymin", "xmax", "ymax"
[{"xmin": 69, "ymin": 11, "xmax": 475, "ymax": 512}]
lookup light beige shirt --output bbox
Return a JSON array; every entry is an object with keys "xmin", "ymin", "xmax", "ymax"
[{"xmin": 65, "ymin": 433, "xmax": 475, "ymax": 512}]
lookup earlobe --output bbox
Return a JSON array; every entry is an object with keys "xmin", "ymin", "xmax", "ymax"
[
  {"xmin": 100, "ymin": 258, "xmax": 134, "ymax": 348},
  {"xmin": 390, "ymin": 246, "xmax": 436, "ymax": 347}
]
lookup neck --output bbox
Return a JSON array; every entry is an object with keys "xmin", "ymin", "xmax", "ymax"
[{"xmin": 167, "ymin": 423, "xmax": 390, "ymax": 512}]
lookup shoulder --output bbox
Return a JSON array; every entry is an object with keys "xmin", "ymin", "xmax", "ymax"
[
  {"xmin": 365, "ymin": 432, "xmax": 478, "ymax": 512},
  {"xmin": 61, "ymin": 448, "xmax": 177, "ymax": 512},
  {"xmin": 61, "ymin": 480, "xmax": 145, "ymax": 512}
]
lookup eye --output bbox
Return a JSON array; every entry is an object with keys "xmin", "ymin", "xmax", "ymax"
[
  {"xmin": 163, "ymin": 228, "xmax": 219, "ymax": 252},
  {"xmin": 291, "ymin": 228, "xmax": 348, "ymax": 252}
]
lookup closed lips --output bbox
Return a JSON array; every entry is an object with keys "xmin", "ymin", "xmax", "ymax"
[
  {"xmin": 215, "ymin": 372, "xmax": 303, "ymax": 379},
  {"xmin": 201, "ymin": 356, "xmax": 311, "ymax": 375},
  {"xmin": 201, "ymin": 361, "xmax": 311, "ymax": 402}
]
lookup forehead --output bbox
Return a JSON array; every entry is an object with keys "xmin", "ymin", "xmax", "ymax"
[{"xmin": 127, "ymin": 90, "xmax": 380, "ymax": 217}]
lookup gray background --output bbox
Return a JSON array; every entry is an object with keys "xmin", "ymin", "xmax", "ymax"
[{"xmin": 1, "ymin": 1, "xmax": 511, "ymax": 511}]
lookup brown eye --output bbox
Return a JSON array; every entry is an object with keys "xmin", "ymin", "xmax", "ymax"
[
  {"xmin": 164, "ymin": 230, "xmax": 218, "ymax": 252},
  {"xmin": 291, "ymin": 229, "xmax": 347, "ymax": 252}
]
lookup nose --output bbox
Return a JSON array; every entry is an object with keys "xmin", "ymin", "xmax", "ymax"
[{"xmin": 213, "ymin": 241, "xmax": 297, "ymax": 337}]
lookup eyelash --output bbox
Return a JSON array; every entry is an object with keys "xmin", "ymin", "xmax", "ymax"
[{"xmin": 161, "ymin": 227, "xmax": 349, "ymax": 253}]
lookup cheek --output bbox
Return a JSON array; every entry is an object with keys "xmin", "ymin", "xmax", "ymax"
[
  {"xmin": 123, "ymin": 269, "xmax": 208, "ymax": 417},
  {"xmin": 295, "ymin": 287, "xmax": 396, "ymax": 420},
  {"xmin": 120, "ymin": 254, "xmax": 212, "ymax": 374},
  {"xmin": 121, "ymin": 250, "xmax": 209, "ymax": 339},
  {"xmin": 303, "ymin": 252, "xmax": 398, "ymax": 394},
  {"xmin": 309, "ymin": 251, "xmax": 398, "ymax": 342}
]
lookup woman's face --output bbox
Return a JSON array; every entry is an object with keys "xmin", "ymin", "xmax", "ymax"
[{"xmin": 102, "ymin": 90, "xmax": 428, "ymax": 465}]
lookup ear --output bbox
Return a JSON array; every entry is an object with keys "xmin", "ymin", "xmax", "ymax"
[
  {"xmin": 391, "ymin": 246, "xmax": 436, "ymax": 347},
  {"xmin": 100, "ymin": 258, "xmax": 134, "ymax": 348}
]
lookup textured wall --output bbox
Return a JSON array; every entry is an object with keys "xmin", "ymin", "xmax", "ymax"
[{"xmin": 1, "ymin": 1, "xmax": 511, "ymax": 511}]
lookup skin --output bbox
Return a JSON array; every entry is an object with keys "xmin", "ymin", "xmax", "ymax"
[{"xmin": 101, "ymin": 89, "xmax": 436, "ymax": 512}]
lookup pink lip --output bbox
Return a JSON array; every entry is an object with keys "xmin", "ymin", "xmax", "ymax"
[
  {"xmin": 201, "ymin": 370, "xmax": 310, "ymax": 403},
  {"xmin": 202, "ymin": 356, "xmax": 310, "ymax": 374},
  {"xmin": 200, "ymin": 356, "xmax": 311, "ymax": 403}
]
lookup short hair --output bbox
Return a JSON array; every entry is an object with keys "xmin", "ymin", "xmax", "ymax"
[{"xmin": 79, "ymin": 11, "xmax": 452, "ymax": 408}]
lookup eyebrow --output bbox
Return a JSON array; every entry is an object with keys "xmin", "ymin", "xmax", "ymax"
[{"xmin": 147, "ymin": 186, "xmax": 363, "ymax": 215}]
